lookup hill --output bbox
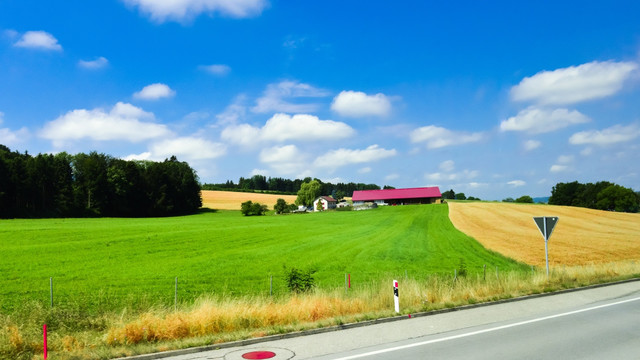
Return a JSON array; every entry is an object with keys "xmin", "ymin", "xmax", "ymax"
[
  {"xmin": 448, "ymin": 202, "xmax": 640, "ymax": 267},
  {"xmin": 0, "ymin": 204, "xmax": 524, "ymax": 312},
  {"xmin": 201, "ymin": 190, "xmax": 297, "ymax": 210}
]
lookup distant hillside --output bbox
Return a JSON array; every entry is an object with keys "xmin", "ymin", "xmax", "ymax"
[{"xmin": 533, "ymin": 196, "xmax": 549, "ymax": 203}]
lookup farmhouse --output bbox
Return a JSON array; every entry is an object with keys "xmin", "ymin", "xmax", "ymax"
[
  {"xmin": 314, "ymin": 196, "xmax": 337, "ymax": 211},
  {"xmin": 352, "ymin": 187, "xmax": 442, "ymax": 206}
]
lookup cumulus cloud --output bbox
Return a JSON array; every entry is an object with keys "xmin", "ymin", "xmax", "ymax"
[
  {"xmin": 358, "ymin": 167, "xmax": 372, "ymax": 174},
  {"xmin": 550, "ymin": 164, "xmax": 568, "ymax": 173},
  {"xmin": 13, "ymin": 31, "xmax": 62, "ymax": 51},
  {"xmin": 439, "ymin": 160, "xmax": 455, "ymax": 172},
  {"xmin": 510, "ymin": 61, "xmax": 638, "ymax": 105},
  {"xmin": 259, "ymin": 144, "xmax": 309, "ymax": 175},
  {"xmin": 410, "ymin": 125, "xmax": 483, "ymax": 149},
  {"xmin": 199, "ymin": 64, "xmax": 231, "ymax": 76},
  {"xmin": 0, "ymin": 113, "xmax": 29, "ymax": 146},
  {"xmin": 500, "ymin": 107, "xmax": 590, "ymax": 134},
  {"xmin": 215, "ymin": 95, "xmax": 247, "ymax": 126},
  {"xmin": 252, "ymin": 80, "xmax": 329, "ymax": 114},
  {"xmin": 569, "ymin": 124, "xmax": 640, "ymax": 147},
  {"xmin": 150, "ymin": 137, "xmax": 226, "ymax": 160},
  {"xmin": 331, "ymin": 90, "xmax": 391, "ymax": 118},
  {"xmin": 133, "ymin": 83, "xmax": 176, "ymax": 100},
  {"xmin": 40, "ymin": 102, "xmax": 171, "ymax": 145},
  {"xmin": 313, "ymin": 145, "xmax": 397, "ymax": 168},
  {"xmin": 523, "ymin": 140, "xmax": 541, "ymax": 151},
  {"xmin": 221, "ymin": 113, "xmax": 355, "ymax": 146},
  {"xmin": 123, "ymin": 0, "xmax": 267, "ymax": 22},
  {"xmin": 508, "ymin": 180, "xmax": 526, "ymax": 187},
  {"xmin": 78, "ymin": 56, "xmax": 109, "ymax": 69},
  {"xmin": 425, "ymin": 169, "xmax": 479, "ymax": 182}
]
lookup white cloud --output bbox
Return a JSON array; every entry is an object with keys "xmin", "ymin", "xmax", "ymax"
[
  {"xmin": 123, "ymin": 152, "xmax": 152, "ymax": 161},
  {"xmin": 358, "ymin": 167, "xmax": 372, "ymax": 174},
  {"xmin": 215, "ymin": 95, "xmax": 247, "ymax": 126},
  {"xmin": 439, "ymin": 160, "xmax": 455, "ymax": 172},
  {"xmin": 410, "ymin": 125, "xmax": 483, "ymax": 149},
  {"xmin": 221, "ymin": 113, "xmax": 355, "ymax": 145},
  {"xmin": 123, "ymin": 0, "xmax": 267, "ymax": 22},
  {"xmin": 426, "ymin": 169, "xmax": 479, "ymax": 182},
  {"xmin": 550, "ymin": 164, "xmax": 568, "ymax": 173},
  {"xmin": 569, "ymin": 124, "xmax": 640, "ymax": 147},
  {"xmin": 13, "ymin": 31, "xmax": 62, "ymax": 51},
  {"xmin": 252, "ymin": 80, "xmax": 329, "ymax": 114},
  {"xmin": 78, "ymin": 57, "xmax": 109, "ymax": 69},
  {"xmin": 384, "ymin": 173, "xmax": 399, "ymax": 181},
  {"xmin": 133, "ymin": 83, "xmax": 176, "ymax": 100},
  {"xmin": 331, "ymin": 90, "xmax": 391, "ymax": 118},
  {"xmin": 500, "ymin": 107, "xmax": 589, "ymax": 134},
  {"xmin": 510, "ymin": 60, "xmax": 638, "ymax": 105},
  {"xmin": 0, "ymin": 122, "xmax": 29, "ymax": 146},
  {"xmin": 259, "ymin": 144, "xmax": 309, "ymax": 175},
  {"xmin": 40, "ymin": 102, "xmax": 171, "ymax": 145},
  {"xmin": 199, "ymin": 64, "xmax": 231, "ymax": 76},
  {"xmin": 557, "ymin": 155, "xmax": 574, "ymax": 164},
  {"xmin": 508, "ymin": 180, "xmax": 526, "ymax": 187},
  {"xmin": 150, "ymin": 137, "xmax": 226, "ymax": 160},
  {"xmin": 313, "ymin": 145, "xmax": 397, "ymax": 168},
  {"xmin": 251, "ymin": 168, "xmax": 269, "ymax": 176},
  {"xmin": 580, "ymin": 147, "xmax": 593, "ymax": 156},
  {"xmin": 523, "ymin": 140, "xmax": 541, "ymax": 151}
]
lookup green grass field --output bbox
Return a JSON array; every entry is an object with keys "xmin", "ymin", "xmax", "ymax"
[{"xmin": 0, "ymin": 205, "xmax": 526, "ymax": 313}]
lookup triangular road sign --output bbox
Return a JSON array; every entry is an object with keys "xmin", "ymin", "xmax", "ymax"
[{"xmin": 533, "ymin": 216, "xmax": 559, "ymax": 241}]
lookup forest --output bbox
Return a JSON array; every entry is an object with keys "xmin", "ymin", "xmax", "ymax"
[{"xmin": 0, "ymin": 145, "xmax": 201, "ymax": 218}]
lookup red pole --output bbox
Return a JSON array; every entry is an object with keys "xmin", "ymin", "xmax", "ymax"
[
  {"xmin": 43, "ymin": 324, "xmax": 47, "ymax": 359},
  {"xmin": 348, "ymin": 273, "xmax": 351, "ymax": 288}
]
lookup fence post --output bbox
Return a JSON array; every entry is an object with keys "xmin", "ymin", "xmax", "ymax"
[
  {"xmin": 345, "ymin": 273, "xmax": 348, "ymax": 294},
  {"xmin": 483, "ymin": 264, "xmax": 486, "ymax": 280},
  {"xmin": 496, "ymin": 266, "xmax": 499, "ymax": 281},
  {"xmin": 49, "ymin": 277, "xmax": 53, "ymax": 308},
  {"xmin": 454, "ymin": 269, "xmax": 457, "ymax": 282},
  {"xmin": 43, "ymin": 324, "xmax": 47, "ymax": 360}
]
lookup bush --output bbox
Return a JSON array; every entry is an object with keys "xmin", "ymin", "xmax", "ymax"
[
  {"xmin": 241, "ymin": 201, "xmax": 268, "ymax": 216},
  {"xmin": 515, "ymin": 195, "xmax": 534, "ymax": 203},
  {"xmin": 283, "ymin": 266, "xmax": 317, "ymax": 293}
]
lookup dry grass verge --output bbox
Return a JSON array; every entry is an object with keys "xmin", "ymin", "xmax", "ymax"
[{"xmin": 3, "ymin": 261, "xmax": 637, "ymax": 359}]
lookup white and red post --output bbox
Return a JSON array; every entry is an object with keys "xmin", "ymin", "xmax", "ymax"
[{"xmin": 393, "ymin": 280, "xmax": 399, "ymax": 313}]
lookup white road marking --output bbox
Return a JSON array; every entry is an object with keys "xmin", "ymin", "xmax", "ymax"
[{"xmin": 333, "ymin": 296, "xmax": 640, "ymax": 360}]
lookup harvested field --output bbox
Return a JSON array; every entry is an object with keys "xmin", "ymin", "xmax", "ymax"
[
  {"xmin": 448, "ymin": 201, "xmax": 640, "ymax": 267},
  {"xmin": 201, "ymin": 190, "xmax": 297, "ymax": 210}
]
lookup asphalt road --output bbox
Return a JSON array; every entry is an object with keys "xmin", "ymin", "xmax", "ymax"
[{"xmin": 126, "ymin": 280, "xmax": 640, "ymax": 360}]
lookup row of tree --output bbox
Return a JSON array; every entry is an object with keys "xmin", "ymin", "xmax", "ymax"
[
  {"xmin": 441, "ymin": 189, "xmax": 480, "ymax": 201},
  {"xmin": 0, "ymin": 145, "xmax": 202, "ymax": 218},
  {"xmin": 549, "ymin": 181, "xmax": 639, "ymax": 213},
  {"xmin": 203, "ymin": 174, "xmax": 385, "ymax": 199}
]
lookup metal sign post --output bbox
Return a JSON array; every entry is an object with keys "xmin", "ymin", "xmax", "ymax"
[
  {"xmin": 393, "ymin": 280, "xmax": 399, "ymax": 313},
  {"xmin": 533, "ymin": 216, "xmax": 559, "ymax": 277}
]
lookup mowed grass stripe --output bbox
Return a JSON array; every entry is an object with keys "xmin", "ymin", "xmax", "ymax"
[
  {"xmin": 448, "ymin": 201, "xmax": 640, "ymax": 266},
  {"xmin": 0, "ymin": 205, "xmax": 525, "ymax": 312}
]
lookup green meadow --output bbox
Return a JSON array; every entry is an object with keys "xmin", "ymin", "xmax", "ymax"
[{"xmin": 0, "ymin": 204, "xmax": 526, "ymax": 313}]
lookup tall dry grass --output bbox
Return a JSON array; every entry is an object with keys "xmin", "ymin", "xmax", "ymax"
[{"xmin": 3, "ymin": 261, "xmax": 639, "ymax": 360}]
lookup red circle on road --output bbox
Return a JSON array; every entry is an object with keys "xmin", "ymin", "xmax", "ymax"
[{"xmin": 242, "ymin": 351, "xmax": 276, "ymax": 359}]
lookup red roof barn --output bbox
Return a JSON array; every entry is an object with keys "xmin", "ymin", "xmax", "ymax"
[{"xmin": 352, "ymin": 187, "xmax": 442, "ymax": 205}]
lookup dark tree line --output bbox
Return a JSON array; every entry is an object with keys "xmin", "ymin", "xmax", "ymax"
[
  {"xmin": 0, "ymin": 145, "xmax": 201, "ymax": 218},
  {"xmin": 202, "ymin": 174, "xmax": 382, "ymax": 199},
  {"xmin": 549, "ymin": 181, "xmax": 639, "ymax": 213}
]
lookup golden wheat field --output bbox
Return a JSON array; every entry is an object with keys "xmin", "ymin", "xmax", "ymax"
[
  {"xmin": 448, "ymin": 202, "xmax": 640, "ymax": 267},
  {"xmin": 201, "ymin": 190, "xmax": 298, "ymax": 210}
]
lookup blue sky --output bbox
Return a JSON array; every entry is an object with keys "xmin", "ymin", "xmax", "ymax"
[{"xmin": 1, "ymin": 1, "xmax": 639, "ymax": 200}]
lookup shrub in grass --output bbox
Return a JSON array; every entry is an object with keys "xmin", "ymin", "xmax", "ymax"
[{"xmin": 283, "ymin": 266, "xmax": 317, "ymax": 293}]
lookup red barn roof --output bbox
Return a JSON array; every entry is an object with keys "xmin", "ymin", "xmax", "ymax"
[{"xmin": 352, "ymin": 187, "xmax": 441, "ymax": 202}]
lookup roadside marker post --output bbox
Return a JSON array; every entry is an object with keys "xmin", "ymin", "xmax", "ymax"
[
  {"xmin": 393, "ymin": 280, "xmax": 399, "ymax": 313},
  {"xmin": 43, "ymin": 324, "xmax": 47, "ymax": 360},
  {"xmin": 533, "ymin": 216, "xmax": 559, "ymax": 277}
]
